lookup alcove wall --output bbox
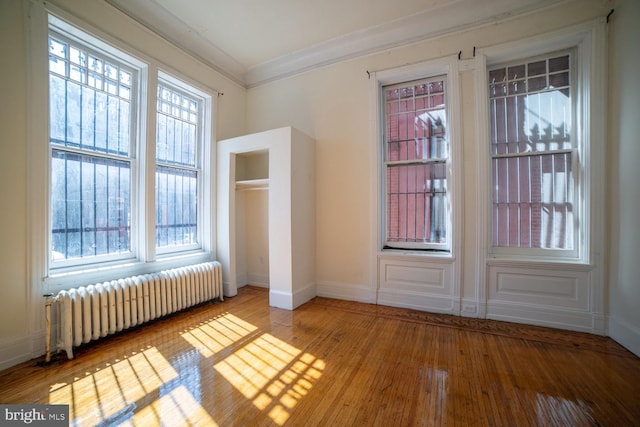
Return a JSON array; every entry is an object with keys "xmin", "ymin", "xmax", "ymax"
[
  {"xmin": 235, "ymin": 151, "xmax": 270, "ymax": 289},
  {"xmin": 217, "ymin": 127, "xmax": 316, "ymax": 310}
]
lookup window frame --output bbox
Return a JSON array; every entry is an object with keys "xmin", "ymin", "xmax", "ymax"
[
  {"xmin": 382, "ymin": 75, "xmax": 451, "ymax": 252},
  {"xmin": 26, "ymin": 2, "xmax": 217, "ymax": 291},
  {"xmin": 154, "ymin": 74, "xmax": 207, "ymax": 255},
  {"xmin": 47, "ymin": 24, "xmax": 142, "ymax": 270},
  {"xmin": 370, "ymin": 55, "xmax": 462, "ymax": 258},
  {"xmin": 475, "ymin": 19, "xmax": 607, "ymax": 265},
  {"xmin": 487, "ymin": 48, "xmax": 579, "ymax": 259}
]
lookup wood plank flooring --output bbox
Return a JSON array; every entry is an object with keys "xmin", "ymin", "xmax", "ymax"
[{"xmin": 1, "ymin": 286, "xmax": 639, "ymax": 426}]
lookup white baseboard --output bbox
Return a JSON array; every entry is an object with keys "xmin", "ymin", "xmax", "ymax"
[
  {"xmin": 377, "ymin": 289, "xmax": 456, "ymax": 314},
  {"xmin": 222, "ymin": 281, "xmax": 238, "ymax": 297},
  {"xmin": 269, "ymin": 282, "xmax": 317, "ymax": 310},
  {"xmin": 608, "ymin": 315, "xmax": 640, "ymax": 357},
  {"xmin": 487, "ymin": 301, "xmax": 598, "ymax": 334},
  {"xmin": 0, "ymin": 334, "xmax": 40, "ymax": 371},
  {"xmin": 247, "ymin": 273, "xmax": 269, "ymax": 288},
  {"xmin": 316, "ymin": 281, "xmax": 377, "ymax": 304}
]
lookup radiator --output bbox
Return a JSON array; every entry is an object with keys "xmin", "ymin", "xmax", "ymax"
[{"xmin": 44, "ymin": 261, "xmax": 223, "ymax": 360}]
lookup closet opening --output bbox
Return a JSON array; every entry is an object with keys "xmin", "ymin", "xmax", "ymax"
[{"xmin": 235, "ymin": 150, "xmax": 270, "ymax": 290}]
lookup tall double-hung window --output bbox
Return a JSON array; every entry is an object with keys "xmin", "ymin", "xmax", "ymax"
[
  {"xmin": 45, "ymin": 12, "xmax": 213, "ymax": 275},
  {"xmin": 383, "ymin": 76, "xmax": 449, "ymax": 251},
  {"xmin": 155, "ymin": 82, "xmax": 202, "ymax": 251},
  {"xmin": 488, "ymin": 51, "xmax": 576, "ymax": 255},
  {"xmin": 48, "ymin": 31, "xmax": 136, "ymax": 264}
]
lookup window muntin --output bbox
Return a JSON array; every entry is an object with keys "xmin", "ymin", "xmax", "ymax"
[
  {"xmin": 489, "ymin": 51, "xmax": 575, "ymax": 251},
  {"xmin": 155, "ymin": 83, "xmax": 201, "ymax": 251},
  {"xmin": 383, "ymin": 77, "xmax": 449, "ymax": 250},
  {"xmin": 48, "ymin": 31, "xmax": 136, "ymax": 265}
]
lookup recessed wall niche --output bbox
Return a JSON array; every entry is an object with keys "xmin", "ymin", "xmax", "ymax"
[
  {"xmin": 235, "ymin": 150, "xmax": 270, "ymax": 290},
  {"xmin": 217, "ymin": 127, "xmax": 315, "ymax": 310}
]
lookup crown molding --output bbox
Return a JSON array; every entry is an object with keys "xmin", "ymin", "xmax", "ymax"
[
  {"xmin": 105, "ymin": 0, "xmax": 247, "ymax": 87},
  {"xmin": 246, "ymin": 0, "xmax": 566, "ymax": 88},
  {"xmin": 106, "ymin": 0, "xmax": 566, "ymax": 89}
]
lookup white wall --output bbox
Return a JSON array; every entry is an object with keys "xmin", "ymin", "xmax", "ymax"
[
  {"xmin": 2, "ymin": 0, "xmax": 637, "ymax": 370},
  {"xmin": 217, "ymin": 127, "xmax": 315, "ymax": 309},
  {"xmin": 607, "ymin": 0, "xmax": 640, "ymax": 356},
  {"xmin": 246, "ymin": 0, "xmax": 614, "ymax": 327},
  {"xmin": 0, "ymin": 0, "xmax": 30, "ymax": 365},
  {"xmin": 0, "ymin": 0, "xmax": 247, "ymax": 370}
]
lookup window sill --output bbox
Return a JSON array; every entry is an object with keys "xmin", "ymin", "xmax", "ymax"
[
  {"xmin": 45, "ymin": 251, "xmax": 214, "ymax": 292},
  {"xmin": 486, "ymin": 256, "xmax": 593, "ymax": 271},
  {"xmin": 378, "ymin": 249, "xmax": 455, "ymax": 263}
]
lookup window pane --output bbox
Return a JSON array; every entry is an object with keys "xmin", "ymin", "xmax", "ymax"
[
  {"xmin": 156, "ymin": 166, "xmax": 197, "ymax": 248},
  {"xmin": 489, "ymin": 52, "xmax": 574, "ymax": 251},
  {"xmin": 385, "ymin": 80, "xmax": 447, "ymax": 162},
  {"xmin": 48, "ymin": 34, "xmax": 132, "ymax": 157},
  {"xmin": 51, "ymin": 150, "xmax": 131, "ymax": 260},
  {"xmin": 156, "ymin": 84, "xmax": 198, "ymax": 167},
  {"xmin": 386, "ymin": 163, "xmax": 447, "ymax": 244},
  {"xmin": 492, "ymin": 153, "xmax": 573, "ymax": 249},
  {"xmin": 48, "ymin": 32, "xmax": 135, "ymax": 265},
  {"xmin": 155, "ymin": 82, "xmax": 201, "ymax": 250},
  {"xmin": 489, "ymin": 55, "xmax": 571, "ymax": 156},
  {"xmin": 383, "ymin": 77, "xmax": 448, "ymax": 249}
]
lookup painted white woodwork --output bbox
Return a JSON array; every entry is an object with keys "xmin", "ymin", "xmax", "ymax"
[
  {"xmin": 486, "ymin": 262, "xmax": 595, "ymax": 332},
  {"xmin": 475, "ymin": 19, "xmax": 608, "ymax": 335},
  {"xmin": 217, "ymin": 127, "xmax": 316, "ymax": 310},
  {"xmin": 368, "ymin": 54, "xmax": 463, "ymax": 317},
  {"xmin": 377, "ymin": 256, "xmax": 456, "ymax": 313},
  {"xmin": 106, "ymin": 0, "xmax": 565, "ymax": 88}
]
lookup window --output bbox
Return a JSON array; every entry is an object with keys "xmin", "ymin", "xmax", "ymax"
[
  {"xmin": 155, "ymin": 82, "xmax": 202, "ymax": 252},
  {"xmin": 48, "ymin": 30, "xmax": 137, "ymax": 266},
  {"xmin": 383, "ymin": 77, "xmax": 450, "ymax": 251},
  {"xmin": 43, "ymin": 11, "xmax": 215, "ymax": 276},
  {"xmin": 488, "ymin": 51, "xmax": 576, "ymax": 254}
]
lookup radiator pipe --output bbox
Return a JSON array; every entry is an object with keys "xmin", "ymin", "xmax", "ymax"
[{"xmin": 43, "ymin": 293, "xmax": 55, "ymax": 363}]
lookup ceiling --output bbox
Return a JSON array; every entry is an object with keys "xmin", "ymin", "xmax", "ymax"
[{"xmin": 105, "ymin": 0, "xmax": 565, "ymax": 87}]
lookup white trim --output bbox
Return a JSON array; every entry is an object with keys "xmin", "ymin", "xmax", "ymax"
[
  {"xmin": 608, "ymin": 316, "xmax": 640, "ymax": 358},
  {"xmin": 104, "ymin": 0, "xmax": 246, "ymax": 87},
  {"xmin": 472, "ymin": 53, "xmax": 490, "ymax": 318},
  {"xmin": 369, "ymin": 55, "xmax": 463, "ymax": 312},
  {"xmin": 26, "ymin": 0, "xmax": 218, "ymax": 290},
  {"xmin": 316, "ymin": 281, "xmax": 378, "ymax": 304},
  {"xmin": 245, "ymin": 0, "xmax": 566, "ymax": 87},
  {"xmin": 0, "ymin": 336, "xmax": 34, "ymax": 372},
  {"xmin": 25, "ymin": 0, "xmax": 50, "ymax": 342},
  {"xmin": 154, "ymin": 72, "xmax": 214, "ymax": 257},
  {"xmin": 372, "ymin": 55, "xmax": 460, "ymax": 255},
  {"xmin": 487, "ymin": 301, "xmax": 600, "ymax": 334},
  {"xmin": 476, "ymin": 19, "xmax": 606, "ymax": 264},
  {"xmin": 102, "ymin": 0, "xmax": 567, "ymax": 88},
  {"xmin": 269, "ymin": 283, "xmax": 316, "ymax": 310},
  {"xmin": 246, "ymin": 273, "xmax": 269, "ymax": 288},
  {"xmin": 473, "ymin": 20, "xmax": 607, "ymax": 335}
]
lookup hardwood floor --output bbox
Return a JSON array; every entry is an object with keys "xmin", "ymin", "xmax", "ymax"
[{"xmin": 1, "ymin": 286, "xmax": 639, "ymax": 426}]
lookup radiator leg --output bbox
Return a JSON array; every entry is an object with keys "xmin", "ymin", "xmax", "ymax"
[{"xmin": 43, "ymin": 293, "xmax": 54, "ymax": 363}]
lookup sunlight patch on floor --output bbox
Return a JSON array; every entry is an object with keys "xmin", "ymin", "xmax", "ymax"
[
  {"xmin": 180, "ymin": 312, "xmax": 258, "ymax": 357},
  {"xmin": 214, "ymin": 332, "xmax": 325, "ymax": 425},
  {"xmin": 49, "ymin": 346, "xmax": 179, "ymax": 424},
  {"xmin": 125, "ymin": 385, "xmax": 218, "ymax": 426}
]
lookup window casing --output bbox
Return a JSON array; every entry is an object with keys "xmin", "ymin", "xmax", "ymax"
[
  {"xmin": 155, "ymin": 81, "xmax": 203, "ymax": 253},
  {"xmin": 382, "ymin": 76, "xmax": 450, "ymax": 251},
  {"xmin": 42, "ymin": 11, "xmax": 215, "ymax": 279},
  {"xmin": 48, "ymin": 28, "xmax": 139, "ymax": 268},
  {"xmin": 488, "ymin": 50, "xmax": 579, "ymax": 258}
]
